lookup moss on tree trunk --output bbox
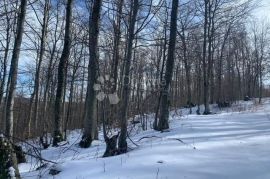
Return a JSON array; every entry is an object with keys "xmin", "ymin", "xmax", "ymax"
[{"xmin": 0, "ymin": 135, "xmax": 20, "ymax": 178}]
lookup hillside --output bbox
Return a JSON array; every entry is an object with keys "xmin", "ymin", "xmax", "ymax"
[{"xmin": 19, "ymin": 99, "xmax": 270, "ymax": 179}]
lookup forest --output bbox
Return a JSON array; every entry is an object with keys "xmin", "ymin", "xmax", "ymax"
[{"xmin": 0, "ymin": 0, "xmax": 270, "ymax": 178}]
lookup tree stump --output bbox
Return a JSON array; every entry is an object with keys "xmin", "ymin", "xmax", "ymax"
[
  {"xmin": 79, "ymin": 135, "xmax": 92, "ymax": 148},
  {"xmin": 103, "ymin": 134, "xmax": 118, "ymax": 157}
]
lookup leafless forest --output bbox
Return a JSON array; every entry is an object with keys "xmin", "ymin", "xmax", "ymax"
[{"xmin": 0, "ymin": 0, "xmax": 270, "ymax": 178}]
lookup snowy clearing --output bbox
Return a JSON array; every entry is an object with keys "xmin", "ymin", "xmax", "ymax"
[{"xmin": 20, "ymin": 99, "xmax": 270, "ymax": 179}]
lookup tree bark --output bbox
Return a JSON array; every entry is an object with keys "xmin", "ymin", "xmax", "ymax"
[
  {"xmin": 111, "ymin": 0, "xmax": 124, "ymax": 92},
  {"xmin": 80, "ymin": 0, "xmax": 102, "ymax": 148},
  {"xmin": 5, "ymin": 0, "xmax": 26, "ymax": 139},
  {"xmin": 118, "ymin": 0, "xmax": 139, "ymax": 153},
  {"xmin": 53, "ymin": 0, "xmax": 73, "ymax": 146},
  {"xmin": 154, "ymin": 10, "xmax": 168, "ymax": 130},
  {"xmin": 0, "ymin": 13, "xmax": 11, "ymax": 105},
  {"xmin": 157, "ymin": 0, "xmax": 178, "ymax": 131},
  {"xmin": 4, "ymin": 0, "xmax": 27, "ymax": 177}
]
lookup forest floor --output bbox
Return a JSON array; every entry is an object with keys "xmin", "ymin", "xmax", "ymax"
[{"xmin": 19, "ymin": 99, "xmax": 270, "ymax": 179}]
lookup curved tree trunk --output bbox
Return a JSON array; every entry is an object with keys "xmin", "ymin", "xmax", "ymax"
[
  {"xmin": 118, "ymin": 0, "xmax": 139, "ymax": 154},
  {"xmin": 53, "ymin": 0, "xmax": 73, "ymax": 146},
  {"xmin": 4, "ymin": 0, "xmax": 27, "ymax": 177}
]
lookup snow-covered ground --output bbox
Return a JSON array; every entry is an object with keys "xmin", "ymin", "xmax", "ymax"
[{"xmin": 20, "ymin": 99, "xmax": 270, "ymax": 179}]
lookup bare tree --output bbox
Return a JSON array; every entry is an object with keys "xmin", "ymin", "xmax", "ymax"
[
  {"xmin": 0, "ymin": 0, "xmax": 14, "ymax": 106},
  {"xmin": 53, "ymin": 0, "xmax": 73, "ymax": 146},
  {"xmin": 80, "ymin": 0, "xmax": 102, "ymax": 148},
  {"xmin": 27, "ymin": 0, "xmax": 50, "ymax": 138},
  {"xmin": 118, "ymin": 0, "xmax": 140, "ymax": 153},
  {"xmin": 157, "ymin": 0, "xmax": 178, "ymax": 131},
  {"xmin": 4, "ymin": 0, "xmax": 27, "ymax": 177}
]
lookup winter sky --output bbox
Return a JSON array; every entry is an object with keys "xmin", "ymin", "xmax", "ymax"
[{"xmin": 254, "ymin": 0, "xmax": 270, "ymax": 20}]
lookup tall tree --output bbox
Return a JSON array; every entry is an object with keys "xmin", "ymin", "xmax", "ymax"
[
  {"xmin": 27, "ymin": 0, "xmax": 50, "ymax": 138},
  {"xmin": 5, "ymin": 0, "xmax": 26, "ymax": 139},
  {"xmin": 41, "ymin": 0, "xmax": 62, "ymax": 142},
  {"xmin": 53, "ymin": 0, "xmax": 73, "ymax": 146},
  {"xmin": 118, "ymin": 0, "xmax": 139, "ymax": 153},
  {"xmin": 157, "ymin": 0, "xmax": 178, "ymax": 131},
  {"xmin": 202, "ymin": 0, "xmax": 210, "ymax": 114},
  {"xmin": 80, "ymin": 0, "xmax": 102, "ymax": 148},
  {"xmin": 0, "ymin": 0, "xmax": 13, "ymax": 105},
  {"xmin": 4, "ymin": 0, "xmax": 27, "ymax": 177},
  {"xmin": 111, "ymin": 0, "xmax": 124, "ymax": 92}
]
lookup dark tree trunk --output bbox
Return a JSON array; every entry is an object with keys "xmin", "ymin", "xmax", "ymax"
[
  {"xmin": 42, "ymin": 4, "xmax": 61, "ymax": 139},
  {"xmin": 53, "ymin": 0, "xmax": 73, "ymax": 146},
  {"xmin": 0, "ymin": 135, "xmax": 20, "ymax": 178},
  {"xmin": 202, "ymin": 0, "xmax": 209, "ymax": 114},
  {"xmin": 118, "ymin": 0, "xmax": 139, "ymax": 153},
  {"xmin": 111, "ymin": 0, "xmax": 124, "ymax": 92},
  {"xmin": 179, "ymin": 29, "xmax": 192, "ymax": 114},
  {"xmin": 154, "ymin": 10, "xmax": 168, "ymax": 130},
  {"xmin": 80, "ymin": 0, "xmax": 102, "ymax": 148},
  {"xmin": 157, "ymin": 0, "xmax": 178, "ymax": 131}
]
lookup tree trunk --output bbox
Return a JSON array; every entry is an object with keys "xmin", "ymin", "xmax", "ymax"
[
  {"xmin": 42, "ymin": 5, "xmax": 61, "ymax": 139},
  {"xmin": 80, "ymin": 0, "xmax": 102, "ymax": 148},
  {"xmin": 179, "ymin": 30, "xmax": 192, "ymax": 114},
  {"xmin": 0, "ymin": 134, "xmax": 20, "ymax": 178},
  {"xmin": 0, "ymin": 18, "xmax": 10, "ymax": 106},
  {"xmin": 154, "ymin": 12, "xmax": 168, "ymax": 130},
  {"xmin": 5, "ymin": 0, "xmax": 26, "ymax": 139},
  {"xmin": 53, "ymin": 0, "xmax": 73, "ymax": 146},
  {"xmin": 118, "ymin": 0, "xmax": 139, "ymax": 153},
  {"xmin": 111, "ymin": 0, "xmax": 124, "ymax": 92},
  {"xmin": 4, "ymin": 0, "xmax": 27, "ymax": 177},
  {"xmin": 157, "ymin": 0, "xmax": 178, "ymax": 131},
  {"xmin": 27, "ymin": 0, "xmax": 49, "ymax": 138}
]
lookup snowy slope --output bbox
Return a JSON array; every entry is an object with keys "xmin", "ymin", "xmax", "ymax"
[{"xmin": 19, "ymin": 99, "xmax": 270, "ymax": 179}]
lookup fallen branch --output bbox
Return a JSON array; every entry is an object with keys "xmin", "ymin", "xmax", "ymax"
[
  {"xmin": 127, "ymin": 133, "xmax": 139, "ymax": 147},
  {"xmin": 167, "ymin": 138, "xmax": 196, "ymax": 149},
  {"xmin": 137, "ymin": 135, "xmax": 196, "ymax": 149},
  {"xmin": 23, "ymin": 151, "xmax": 57, "ymax": 164},
  {"xmin": 137, "ymin": 135, "xmax": 162, "ymax": 142}
]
